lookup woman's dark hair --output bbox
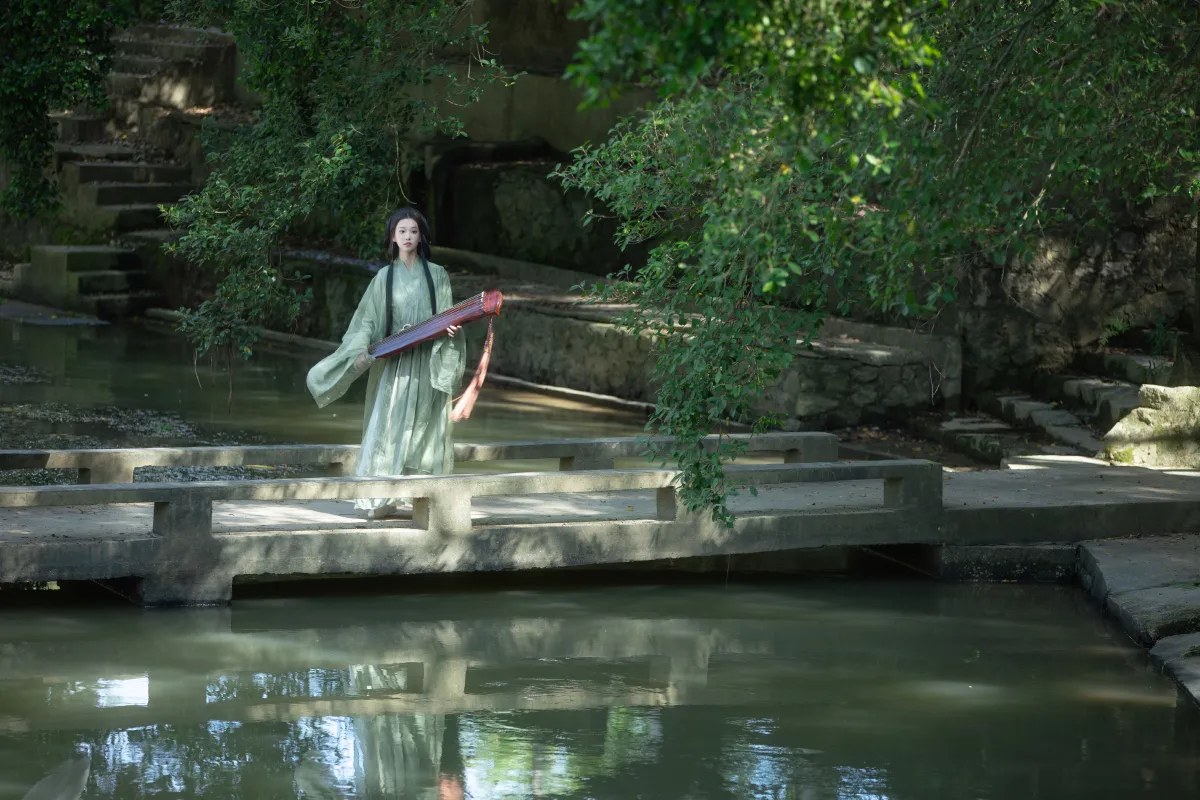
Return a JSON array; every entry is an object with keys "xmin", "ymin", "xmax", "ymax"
[{"xmin": 384, "ymin": 207, "xmax": 432, "ymax": 263}]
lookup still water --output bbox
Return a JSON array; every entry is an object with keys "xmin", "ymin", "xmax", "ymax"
[
  {"xmin": 3, "ymin": 316, "xmax": 1200, "ymax": 797},
  {"xmin": 0, "ymin": 583, "xmax": 1198, "ymax": 799},
  {"xmin": 0, "ymin": 314, "xmax": 646, "ymax": 450}
]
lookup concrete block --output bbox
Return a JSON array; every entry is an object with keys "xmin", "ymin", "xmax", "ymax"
[
  {"xmin": 78, "ymin": 454, "xmax": 137, "ymax": 485},
  {"xmin": 414, "ymin": 489, "xmax": 472, "ymax": 535},
  {"xmin": 152, "ymin": 492, "xmax": 213, "ymax": 539},
  {"xmin": 883, "ymin": 462, "xmax": 943, "ymax": 510}
]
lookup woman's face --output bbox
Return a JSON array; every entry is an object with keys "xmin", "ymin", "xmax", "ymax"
[{"xmin": 393, "ymin": 219, "xmax": 421, "ymax": 256}]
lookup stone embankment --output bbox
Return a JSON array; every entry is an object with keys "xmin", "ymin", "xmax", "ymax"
[
  {"xmin": 150, "ymin": 246, "xmax": 961, "ymax": 432},
  {"xmin": 1079, "ymin": 535, "xmax": 1200, "ymax": 706}
]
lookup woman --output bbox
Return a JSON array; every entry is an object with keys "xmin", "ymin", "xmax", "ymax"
[{"xmin": 306, "ymin": 207, "xmax": 465, "ymax": 520}]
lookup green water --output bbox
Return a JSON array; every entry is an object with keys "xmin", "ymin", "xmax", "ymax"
[
  {"xmin": 3, "ymin": 316, "xmax": 1199, "ymax": 798},
  {"xmin": 0, "ymin": 583, "xmax": 1197, "ymax": 799},
  {"xmin": 0, "ymin": 316, "xmax": 647, "ymax": 451}
]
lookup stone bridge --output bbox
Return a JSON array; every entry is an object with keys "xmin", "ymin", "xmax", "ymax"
[{"xmin": 2, "ymin": 433, "xmax": 1200, "ymax": 606}]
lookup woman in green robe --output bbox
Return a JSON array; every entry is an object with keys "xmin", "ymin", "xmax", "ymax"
[{"xmin": 306, "ymin": 208, "xmax": 466, "ymax": 519}]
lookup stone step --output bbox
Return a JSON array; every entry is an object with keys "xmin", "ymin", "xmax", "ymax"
[
  {"xmin": 52, "ymin": 142, "xmax": 139, "ymax": 171},
  {"xmin": 908, "ymin": 414, "xmax": 1075, "ymax": 465},
  {"xmin": 13, "ymin": 247, "xmax": 138, "ymax": 309},
  {"xmin": 978, "ymin": 393, "xmax": 1105, "ymax": 457},
  {"xmin": 62, "ymin": 160, "xmax": 191, "ymax": 186},
  {"xmin": 82, "ymin": 182, "xmax": 197, "ymax": 207},
  {"xmin": 113, "ymin": 53, "xmax": 169, "ymax": 76},
  {"xmin": 79, "ymin": 291, "xmax": 159, "ymax": 321},
  {"xmin": 70, "ymin": 270, "xmax": 149, "ymax": 296},
  {"xmin": 1076, "ymin": 350, "xmax": 1174, "ymax": 386},
  {"xmin": 121, "ymin": 228, "xmax": 183, "ymax": 248},
  {"xmin": 106, "ymin": 70, "xmax": 227, "ymax": 111},
  {"xmin": 31, "ymin": 245, "xmax": 138, "ymax": 273},
  {"xmin": 51, "ymin": 113, "xmax": 109, "ymax": 143},
  {"xmin": 113, "ymin": 37, "xmax": 227, "ymax": 63},
  {"xmin": 1030, "ymin": 373, "xmax": 1141, "ymax": 434},
  {"xmin": 118, "ymin": 24, "xmax": 235, "ymax": 45},
  {"xmin": 98, "ymin": 204, "xmax": 168, "ymax": 232}
]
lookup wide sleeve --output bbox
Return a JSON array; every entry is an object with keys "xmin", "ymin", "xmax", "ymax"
[
  {"xmin": 306, "ymin": 269, "xmax": 386, "ymax": 408},
  {"xmin": 428, "ymin": 263, "xmax": 466, "ymax": 396}
]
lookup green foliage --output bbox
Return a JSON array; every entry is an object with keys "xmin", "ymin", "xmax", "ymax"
[
  {"xmin": 560, "ymin": 0, "xmax": 1200, "ymax": 523},
  {"xmin": 162, "ymin": 0, "xmax": 511, "ymax": 362},
  {"xmin": 0, "ymin": 1, "xmax": 134, "ymax": 216}
]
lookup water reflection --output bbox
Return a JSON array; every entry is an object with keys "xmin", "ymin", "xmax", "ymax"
[
  {"xmin": 0, "ymin": 583, "xmax": 1197, "ymax": 798},
  {"xmin": 0, "ymin": 317, "xmax": 646, "ymax": 448}
]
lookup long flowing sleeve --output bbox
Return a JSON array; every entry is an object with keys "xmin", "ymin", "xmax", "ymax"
[
  {"xmin": 306, "ymin": 269, "xmax": 386, "ymax": 408},
  {"xmin": 428, "ymin": 264, "xmax": 466, "ymax": 396}
]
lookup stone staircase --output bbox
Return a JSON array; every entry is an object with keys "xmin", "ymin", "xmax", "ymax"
[
  {"xmin": 907, "ymin": 346, "xmax": 1176, "ymax": 464},
  {"xmin": 970, "ymin": 350, "xmax": 1171, "ymax": 459},
  {"xmin": 12, "ymin": 24, "xmax": 236, "ymax": 320}
]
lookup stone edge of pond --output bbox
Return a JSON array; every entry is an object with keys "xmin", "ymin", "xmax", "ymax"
[{"xmin": 1078, "ymin": 534, "xmax": 1200, "ymax": 708}]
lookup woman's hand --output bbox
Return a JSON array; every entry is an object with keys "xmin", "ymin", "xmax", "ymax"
[
  {"xmin": 446, "ymin": 325, "xmax": 462, "ymax": 338},
  {"xmin": 354, "ymin": 351, "xmax": 375, "ymax": 371}
]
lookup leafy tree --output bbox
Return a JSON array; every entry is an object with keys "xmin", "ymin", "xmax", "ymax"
[
  {"xmin": 0, "ymin": 1, "xmax": 136, "ymax": 217},
  {"xmin": 557, "ymin": 0, "xmax": 1200, "ymax": 523},
  {"xmin": 161, "ymin": 0, "xmax": 512, "ymax": 365}
]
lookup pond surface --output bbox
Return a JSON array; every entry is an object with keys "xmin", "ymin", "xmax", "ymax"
[
  {"xmin": 0, "ymin": 314, "xmax": 646, "ymax": 460},
  {"xmin": 0, "ymin": 582, "xmax": 1197, "ymax": 799}
]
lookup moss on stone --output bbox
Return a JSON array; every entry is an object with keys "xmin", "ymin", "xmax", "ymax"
[{"xmin": 1107, "ymin": 445, "xmax": 1135, "ymax": 464}]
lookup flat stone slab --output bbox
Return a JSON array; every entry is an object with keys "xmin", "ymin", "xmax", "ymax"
[
  {"xmin": 1149, "ymin": 632, "xmax": 1200, "ymax": 702},
  {"xmin": 1079, "ymin": 534, "xmax": 1200, "ymax": 646},
  {"xmin": 1079, "ymin": 535, "xmax": 1200, "ymax": 597},
  {"xmin": 1105, "ymin": 584, "xmax": 1200, "ymax": 646}
]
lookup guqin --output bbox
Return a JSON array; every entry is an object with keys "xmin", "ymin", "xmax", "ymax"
[
  {"xmin": 368, "ymin": 290, "xmax": 503, "ymax": 358},
  {"xmin": 368, "ymin": 290, "xmax": 503, "ymax": 423}
]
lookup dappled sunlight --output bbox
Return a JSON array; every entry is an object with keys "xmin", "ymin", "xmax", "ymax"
[
  {"xmin": 1072, "ymin": 683, "xmax": 1180, "ymax": 708},
  {"xmin": 897, "ymin": 680, "xmax": 1013, "ymax": 708}
]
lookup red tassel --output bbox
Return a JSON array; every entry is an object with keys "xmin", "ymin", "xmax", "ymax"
[{"xmin": 450, "ymin": 316, "xmax": 494, "ymax": 422}]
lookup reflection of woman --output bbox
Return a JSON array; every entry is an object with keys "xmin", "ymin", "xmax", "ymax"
[
  {"xmin": 438, "ymin": 715, "xmax": 465, "ymax": 800},
  {"xmin": 306, "ymin": 208, "xmax": 465, "ymax": 520}
]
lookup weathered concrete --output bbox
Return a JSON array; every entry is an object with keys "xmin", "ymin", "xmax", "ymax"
[
  {"xmin": 937, "ymin": 544, "xmax": 1077, "ymax": 583},
  {"xmin": 5, "ymin": 452, "xmax": 1200, "ymax": 607},
  {"xmin": 1150, "ymin": 632, "xmax": 1200, "ymax": 704},
  {"xmin": 980, "ymin": 392, "xmax": 1104, "ymax": 456},
  {"xmin": 1077, "ymin": 534, "xmax": 1200, "ymax": 706},
  {"xmin": 0, "ymin": 458, "xmax": 942, "ymax": 606},
  {"xmin": 1078, "ymin": 535, "xmax": 1200, "ymax": 646},
  {"xmin": 0, "ymin": 432, "xmax": 837, "ymax": 485}
]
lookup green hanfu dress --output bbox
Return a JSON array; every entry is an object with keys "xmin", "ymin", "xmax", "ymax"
[{"xmin": 306, "ymin": 259, "xmax": 465, "ymax": 513}]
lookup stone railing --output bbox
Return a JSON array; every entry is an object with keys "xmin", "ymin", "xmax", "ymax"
[
  {"xmin": 0, "ymin": 456, "xmax": 942, "ymax": 606},
  {"xmin": 0, "ymin": 433, "xmax": 838, "ymax": 485}
]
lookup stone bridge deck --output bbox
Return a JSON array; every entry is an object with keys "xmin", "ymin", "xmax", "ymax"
[{"xmin": 2, "ymin": 434, "xmax": 1199, "ymax": 606}]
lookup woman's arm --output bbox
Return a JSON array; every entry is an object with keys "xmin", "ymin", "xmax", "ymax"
[{"xmin": 305, "ymin": 270, "xmax": 386, "ymax": 407}]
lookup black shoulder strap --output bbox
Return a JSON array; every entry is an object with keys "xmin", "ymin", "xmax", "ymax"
[
  {"xmin": 385, "ymin": 263, "xmax": 394, "ymax": 337},
  {"xmin": 421, "ymin": 257, "xmax": 438, "ymax": 317}
]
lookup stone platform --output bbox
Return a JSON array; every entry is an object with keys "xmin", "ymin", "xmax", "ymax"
[{"xmin": 1079, "ymin": 535, "xmax": 1200, "ymax": 708}]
